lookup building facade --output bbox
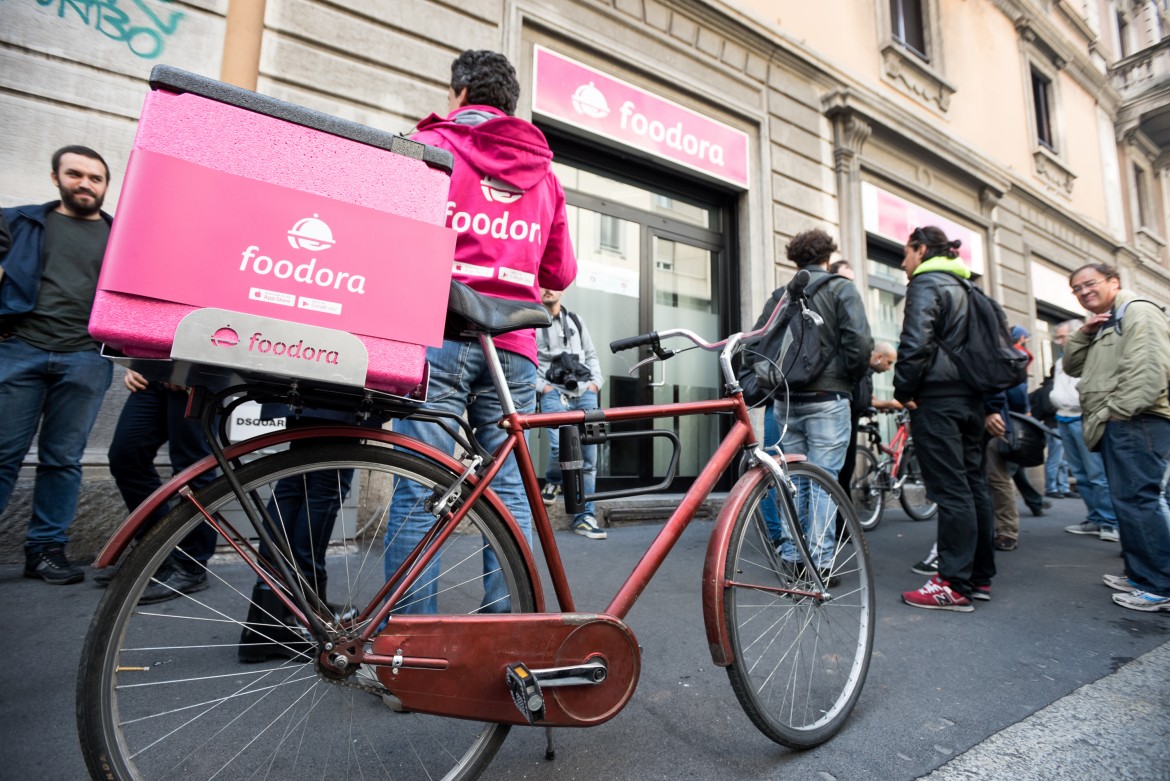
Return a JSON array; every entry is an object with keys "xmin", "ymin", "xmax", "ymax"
[{"xmin": 2, "ymin": 0, "xmax": 1169, "ymax": 554}]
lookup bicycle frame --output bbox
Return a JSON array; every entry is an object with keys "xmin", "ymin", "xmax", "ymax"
[{"xmin": 93, "ymin": 296, "xmax": 832, "ymax": 728}]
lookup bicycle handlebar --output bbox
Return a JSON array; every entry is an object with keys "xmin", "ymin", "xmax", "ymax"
[{"xmin": 609, "ymin": 333, "xmax": 657, "ymax": 353}]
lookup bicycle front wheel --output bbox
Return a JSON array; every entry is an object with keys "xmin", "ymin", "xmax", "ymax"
[
  {"xmin": 77, "ymin": 441, "xmax": 534, "ymax": 781},
  {"xmin": 898, "ymin": 444, "xmax": 938, "ymax": 521},
  {"xmin": 723, "ymin": 462, "xmax": 874, "ymax": 749},
  {"xmin": 849, "ymin": 447, "xmax": 884, "ymax": 531}
]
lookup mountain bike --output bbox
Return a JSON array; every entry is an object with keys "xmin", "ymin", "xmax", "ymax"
[
  {"xmin": 76, "ymin": 274, "xmax": 873, "ymax": 781},
  {"xmin": 849, "ymin": 408, "xmax": 937, "ymax": 529}
]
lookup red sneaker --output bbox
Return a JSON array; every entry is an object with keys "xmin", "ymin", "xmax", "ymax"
[{"xmin": 902, "ymin": 575, "xmax": 974, "ymax": 612}]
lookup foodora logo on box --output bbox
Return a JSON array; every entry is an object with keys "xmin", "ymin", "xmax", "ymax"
[
  {"xmin": 239, "ymin": 215, "xmax": 367, "ymax": 296},
  {"xmin": 173, "ymin": 309, "xmax": 369, "ymax": 387}
]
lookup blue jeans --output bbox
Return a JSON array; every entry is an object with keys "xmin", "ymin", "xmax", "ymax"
[
  {"xmin": 541, "ymin": 388, "xmax": 598, "ymax": 520},
  {"xmin": 108, "ymin": 382, "xmax": 218, "ymax": 566},
  {"xmin": 1100, "ymin": 415, "xmax": 1170, "ymax": 596},
  {"xmin": 775, "ymin": 397, "xmax": 851, "ymax": 567},
  {"xmin": 1056, "ymin": 416, "xmax": 1116, "ymax": 530},
  {"xmin": 1045, "ymin": 431, "xmax": 1070, "ymax": 494},
  {"xmin": 0, "ymin": 337, "xmax": 112, "ymax": 550},
  {"xmin": 384, "ymin": 339, "xmax": 536, "ymax": 613}
]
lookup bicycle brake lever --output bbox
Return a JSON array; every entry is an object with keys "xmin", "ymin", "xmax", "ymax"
[{"xmin": 628, "ymin": 354, "xmax": 659, "ymax": 374}]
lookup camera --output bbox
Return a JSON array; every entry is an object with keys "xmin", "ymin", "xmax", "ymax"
[{"xmin": 547, "ymin": 352, "xmax": 592, "ymax": 390}]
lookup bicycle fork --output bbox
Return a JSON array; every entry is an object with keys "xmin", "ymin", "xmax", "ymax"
[{"xmin": 753, "ymin": 447, "xmax": 831, "ymax": 597}]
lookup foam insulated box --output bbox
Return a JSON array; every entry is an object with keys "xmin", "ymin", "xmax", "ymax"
[{"xmin": 90, "ymin": 65, "xmax": 456, "ymax": 395}]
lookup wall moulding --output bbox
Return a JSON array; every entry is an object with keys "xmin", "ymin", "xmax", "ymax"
[
  {"xmin": 1033, "ymin": 148, "xmax": 1077, "ymax": 195},
  {"xmin": 880, "ymin": 44, "xmax": 956, "ymax": 113}
]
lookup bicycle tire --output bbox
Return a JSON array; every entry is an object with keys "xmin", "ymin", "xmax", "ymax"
[
  {"xmin": 898, "ymin": 444, "xmax": 938, "ymax": 521},
  {"xmin": 77, "ymin": 442, "xmax": 534, "ymax": 781},
  {"xmin": 723, "ymin": 462, "xmax": 875, "ymax": 749},
  {"xmin": 849, "ymin": 447, "xmax": 884, "ymax": 531}
]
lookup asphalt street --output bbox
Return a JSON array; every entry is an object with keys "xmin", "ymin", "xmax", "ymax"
[{"xmin": 1, "ymin": 492, "xmax": 1168, "ymax": 780}]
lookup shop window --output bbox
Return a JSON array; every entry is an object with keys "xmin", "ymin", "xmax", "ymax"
[
  {"xmin": 890, "ymin": 0, "xmax": 928, "ymax": 60},
  {"xmin": 1032, "ymin": 69, "xmax": 1055, "ymax": 152}
]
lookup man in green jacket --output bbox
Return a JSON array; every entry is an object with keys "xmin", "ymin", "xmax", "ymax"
[{"xmin": 1063, "ymin": 263, "xmax": 1170, "ymax": 612}]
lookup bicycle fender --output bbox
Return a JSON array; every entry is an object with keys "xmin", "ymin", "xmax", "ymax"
[
  {"xmin": 93, "ymin": 425, "xmax": 546, "ymax": 611},
  {"xmin": 702, "ymin": 465, "xmax": 770, "ymax": 667}
]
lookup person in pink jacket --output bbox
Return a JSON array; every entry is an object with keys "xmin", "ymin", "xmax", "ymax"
[{"xmin": 385, "ymin": 50, "xmax": 577, "ymax": 612}]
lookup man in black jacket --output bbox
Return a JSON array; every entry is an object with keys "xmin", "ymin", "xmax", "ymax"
[
  {"xmin": 894, "ymin": 226, "xmax": 995, "ymax": 612},
  {"xmin": 772, "ymin": 229, "xmax": 872, "ymax": 575}
]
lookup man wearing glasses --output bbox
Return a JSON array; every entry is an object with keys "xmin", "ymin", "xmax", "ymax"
[{"xmin": 1063, "ymin": 264, "xmax": 1170, "ymax": 612}]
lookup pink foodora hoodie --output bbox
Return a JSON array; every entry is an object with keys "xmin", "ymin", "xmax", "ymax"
[{"xmin": 413, "ymin": 106, "xmax": 577, "ymax": 364}]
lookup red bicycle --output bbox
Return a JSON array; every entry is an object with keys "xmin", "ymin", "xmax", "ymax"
[
  {"xmin": 849, "ymin": 408, "xmax": 937, "ymax": 529},
  {"xmin": 77, "ymin": 275, "xmax": 873, "ymax": 781}
]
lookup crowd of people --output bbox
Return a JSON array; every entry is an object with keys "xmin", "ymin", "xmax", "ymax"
[
  {"xmin": 750, "ymin": 224, "xmax": 1170, "ymax": 615},
  {"xmin": 2, "ymin": 50, "xmax": 1167, "ymax": 640}
]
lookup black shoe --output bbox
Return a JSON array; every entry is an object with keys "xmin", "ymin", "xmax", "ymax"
[
  {"xmin": 92, "ymin": 560, "xmax": 121, "ymax": 588},
  {"xmin": 238, "ymin": 584, "xmax": 315, "ymax": 663},
  {"xmin": 139, "ymin": 564, "xmax": 209, "ymax": 604},
  {"xmin": 24, "ymin": 545, "xmax": 84, "ymax": 585},
  {"xmin": 1028, "ymin": 505, "xmax": 1046, "ymax": 517},
  {"xmin": 1045, "ymin": 491, "xmax": 1068, "ymax": 499}
]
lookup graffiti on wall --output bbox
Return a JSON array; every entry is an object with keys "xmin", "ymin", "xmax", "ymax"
[{"xmin": 31, "ymin": 0, "xmax": 186, "ymax": 60}]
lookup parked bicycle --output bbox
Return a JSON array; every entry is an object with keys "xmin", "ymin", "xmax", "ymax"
[
  {"xmin": 849, "ymin": 408, "xmax": 937, "ymax": 529},
  {"xmin": 77, "ymin": 272, "xmax": 873, "ymax": 781}
]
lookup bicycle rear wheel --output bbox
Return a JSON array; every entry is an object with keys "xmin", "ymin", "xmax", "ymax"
[
  {"xmin": 723, "ymin": 462, "xmax": 874, "ymax": 749},
  {"xmin": 849, "ymin": 447, "xmax": 884, "ymax": 531},
  {"xmin": 898, "ymin": 444, "xmax": 938, "ymax": 521},
  {"xmin": 77, "ymin": 442, "xmax": 534, "ymax": 781}
]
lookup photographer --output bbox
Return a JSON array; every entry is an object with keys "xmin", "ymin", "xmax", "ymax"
[{"xmin": 537, "ymin": 288, "xmax": 606, "ymax": 540}]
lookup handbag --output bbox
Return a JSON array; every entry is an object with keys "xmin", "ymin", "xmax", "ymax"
[{"xmin": 997, "ymin": 411, "xmax": 1056, "ymax": 467}]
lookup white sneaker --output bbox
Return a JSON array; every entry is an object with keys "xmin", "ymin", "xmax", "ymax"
[
  {"xmin": 1098, "ymin": 526, "xmax": 1120, "ymax": 542},
  {"xmin": 1112, "ymin": 590, "xmax": 1170, "ymax": 612},
  {"xmin": 572, "ymin": 514, "xmax": 607, "ymax": 540},
  {"xmin": 1102, "ymin": 573, "xmax": 1139, "ymax": 593}
]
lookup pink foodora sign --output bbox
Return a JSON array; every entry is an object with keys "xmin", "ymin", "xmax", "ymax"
[
  {"xmin": 99, "ymin": 150, "xmax": 456, "ymax": 346},
  {"xmin": 532, "ymin": 46, "xmax": 750, "ymax": 189}
]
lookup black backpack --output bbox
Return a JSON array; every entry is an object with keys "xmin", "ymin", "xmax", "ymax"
[
  {"xmin": 932, "ymin": 275, "xmax": 1028, "ymax": 394},
  {"xmin": 737, "ymin": 272, "xmax": 840, "ymax": 405}
]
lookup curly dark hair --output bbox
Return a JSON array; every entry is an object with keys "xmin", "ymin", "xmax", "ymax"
[
  {"xmin": 907, "ymin": 226, "xmax": 961, "ymax": 260},
  {"xmin": 450, "ymin": 50, "xmax": 520, "ymax": 116},
  {"xmin": 785, "ymin": 229, "xmax": 838, "ymax": 268}
]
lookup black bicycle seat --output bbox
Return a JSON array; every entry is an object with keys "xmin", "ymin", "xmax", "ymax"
[{"xmin": 445, "ymin": 279, "xmax": 552, "ymax": 338}]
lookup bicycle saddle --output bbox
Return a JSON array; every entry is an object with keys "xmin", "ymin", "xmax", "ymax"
[{"xmin": 445, "ymin": 279, "xmax": 552, "ymax": 337}]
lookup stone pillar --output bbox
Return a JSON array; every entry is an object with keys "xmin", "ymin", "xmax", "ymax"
[{"xmin": 825, "ymin": 96, "xmax": 872, "ymax": 290}]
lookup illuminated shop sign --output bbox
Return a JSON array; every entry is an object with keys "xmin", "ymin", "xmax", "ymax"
[
  {"xmin": 862, "ymin": 182, "xmax": 985, "ymax": 275},
  {"xmin": 532, "ymin": 45, "xmax": 750, "ymax": 189}
]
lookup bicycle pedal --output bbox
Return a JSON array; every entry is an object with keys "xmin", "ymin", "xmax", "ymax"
[{"xmin": 505, "ymin": 662, "xmax": 545, "ymax": 724}]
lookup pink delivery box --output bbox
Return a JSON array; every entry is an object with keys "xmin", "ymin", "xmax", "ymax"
[{"xmin": 90, "ymin": 65, "xmax": 457, "ymax": 396}]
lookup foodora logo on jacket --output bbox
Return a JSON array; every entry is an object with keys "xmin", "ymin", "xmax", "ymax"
[{"xmin": 446, "ymin": 179, "xmax": 542, "ymax": 244}]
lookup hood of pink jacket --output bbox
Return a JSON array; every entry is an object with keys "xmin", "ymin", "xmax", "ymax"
[{"xmin": 414, "ymin": 108, "xmax": 555, "ymax": 192}]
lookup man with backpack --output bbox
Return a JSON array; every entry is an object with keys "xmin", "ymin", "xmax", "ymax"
[
  {"xmin": 895, "ymin": 226, "xmax": 1003, "ymax": 612},
  {"xmin": 537, "ymin": 287, "xmax": 605, "ymax": 540},
  {"xmin": 768, "ymin": 229, "xmax": 872, "ymax": 577},
  {"xmin": 1063, "ymin": 263, "xmax": 1170, "ymax": 613}
]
